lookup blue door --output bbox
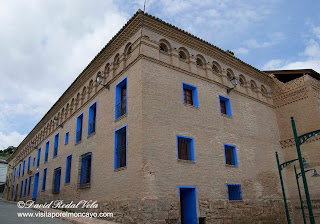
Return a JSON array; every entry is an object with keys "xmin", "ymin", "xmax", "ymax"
[
  {"xmin": 179, "ymin": 187, "xmax": 198, "ymax": 224},
  {"xmin": 32, "ymin": 172, "xmax": 39, "ymax": 200}
]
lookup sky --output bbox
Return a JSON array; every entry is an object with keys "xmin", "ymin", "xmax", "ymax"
[{"xmin": 0, "ymin": 0, "xmax": 319, "ymax": 149}]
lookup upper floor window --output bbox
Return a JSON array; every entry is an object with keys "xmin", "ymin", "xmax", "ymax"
[
  {"xmin": 65, "ymin": 154, "xmax": 72, "ymax": 184},
  {"xmin": 179, "ymin": 51, "xmax": 186, "ymax": 60},
  {"xmin": 79, "ymin": 153, "xmax": 92, "ymax": 188},
  {"xmin": 182, "ymin": 82, "xmax": 199, "ymax": 107},
  {"xmin": 115, "ymin": 77, "xmax": 127, "ymax": 119},
  {"xmin": 88, "ymin": 102, "xmax": 97, "ymax": 135},
  {"xmin": 27, "ymin": 156, "xmax": 31, "ymax": 172},
  {"xmin": 65, "ymin": 132, "xmax": 69, "ymax": 144},
  {"xmin": 196, "ymin": 58, "xmax": 203, "ymax": 67},
  {"xmin": 76, "ymin": 113, "xmax": 83, "ymax": 143},
  {"xmin": 42, "ymin": 168, "xmax": 47, "ymax": 191},
  {"xmin": 44, "ymin": 141, "xmax": 49, "ymax": 163},
  {"xmin": 37, "ymin": 148, "xmax": 41, "ymax": 167},
  {"xmin": 176, "ymin": 135, "xmax": 195, "ymax": 161},
  {"xmin": 53, "ymin": 133, "xmax": 59, "ymax": 157},
  {"xmin": 22, "ymin": 160, "xmax": 25, "ymax": 176},
  {"xmin": 224, "ymin": 144, "xmax": 238, "ymax": 166},
  {"xmin": 33, "ymin": 157, "xmax": 35, "ymax": 166},
  {"xmin": 114, "ymin": 125, "xmax": 127, "ymax": 169},
  {"xmin": 219, "ymin": 95, "xmax": 232, "ymax": 116},
  {"xmin": 53, "ymin": 167, "xmax": 61, "ymax": 193},
  {"xmin": 227, "ymin": 184, "xmax": 242, "ymax": 200},
  {"xmin": 159, "ymin": 43, "xmax": 168, "ymax": 52},
  {"xmin": 18, "ymin": 163, "xmax": 21, "ymax": 177}
]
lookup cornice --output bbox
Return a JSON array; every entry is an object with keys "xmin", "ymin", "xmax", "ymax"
[{"xmin": 280, "ymin": 135, "xmax": 320, "ymax": 148}]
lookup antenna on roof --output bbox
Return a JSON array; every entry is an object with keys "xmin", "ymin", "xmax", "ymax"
[{"xmin": 139, "ymin": 0, "xmax": 147, "ymax": 55}]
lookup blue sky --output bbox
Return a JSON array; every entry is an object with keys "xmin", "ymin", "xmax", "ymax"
[{"xmin": 0, "ymin": 0, "xmax": 319, "ymax": 148}]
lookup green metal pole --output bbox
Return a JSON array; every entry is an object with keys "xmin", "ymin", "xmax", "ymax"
[
  {"xmin": 294, "ymin": 165, "xmax": 306, "ymax": 224},
  {"xmin": 291, "ymin": 117, "xmax": 315, "ymax": 224},
  {"xmin": 276, "ymin": 151, "xmax": 291, "ymax": 224}
]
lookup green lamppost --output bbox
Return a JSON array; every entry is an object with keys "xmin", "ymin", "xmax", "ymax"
[
  {"xmin": 276, "ymin": 152, "xmax": 300, "ymax": 224},
  {"xmin": 291, "ymin": 116, "xmax": 320, "ymax": 224},
  {"xmin": 294, "ymin": 165, "xmax": 320, "ymax": 224}
]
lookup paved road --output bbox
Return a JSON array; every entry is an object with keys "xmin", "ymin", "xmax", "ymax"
[{"xmin": 0, "ymin": 197, "xmax": 71, "ymax": 224}]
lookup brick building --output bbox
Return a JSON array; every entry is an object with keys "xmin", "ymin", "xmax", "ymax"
[{"xmin": 3, "ymin": 10, "xmax": 319, "ymax": 223}]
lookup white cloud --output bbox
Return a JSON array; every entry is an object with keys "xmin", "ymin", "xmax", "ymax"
[
  {"xmin": 234, "ymin": 47, "xmax": 249, "ymax": 55},
  {"xmin": 0, "ymin": 131, "xmax": 26, "ymax": 149}
]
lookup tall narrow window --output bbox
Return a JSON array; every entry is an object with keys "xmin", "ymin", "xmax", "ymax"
[
  {"xmin": 115, "ymin": 77, "xmax": 127, "ymax": 119},
  {"xmin": 13, "ymin": 168, "xmax": 16, "ymax": 181},
  {"xmin": 53, "ymin": 133, "xmax": 59, "ymax": 157},
  {"xmin": 76, "ymin": 113, "xmax": 83, "ymax": 143},
  {"xmin": 177, "ymin": 135, "xmax": 195, "ymax": 161},
  {"xmin": 182, "ymin": 82, "xmax": 199, "ymax": 107},
  {"xmin": 20, "ymin": 181, "xmax": 23, "ymax": 197},
  {"xmin": 65, "ymin": 154, "xmax": 72, "ymax": 184},
  {"xmin": 24, "ymin": 178, "xmax": 27, "ymax": 196},
  {"xmin": 33, "ymin": 157, "xmax": 35, "ymax": 166},
  {"xmin": 28, "ymin": 176, "xmax": 32, "ymax": 195},
  {"xmin": 37, "ymin": 148, "xmax": 41, "ymax": 167},
  {"xmin": 65, "ymin": 132, "xmax": 69, "ymax": 144},
  {"xmin": 53, "ymin": 167, "xmax": 61, "ymax": 193},
  {"xmin": 27, "ymin": 156, "xmax": 31, "ymax": 173},
  {"xmin": 224, "ymin": 144, "xmax": 238, "ymax": 166},
  {"xmin": 22, "ymin": 160, "xmax": 25, "ymax": 176},
  {"xmin": 18, "ymin": 164, "xmax": 21, "ymax": 178},
  {"xmin": 11, "ymin": 185, "xmax": 14, "ymax": 200},
  {"xmin": 42, "ymin": 168, "xmax": 47, "ymax": 190},
  {"xmin": 114, "ymin": 126, "xmax": 127, "ymax": 169},
  {"xmin": 227, "ymin": 184, "xmax": 242, "ymax": 200},
  {"xmin": 88, "ymin": 102, "xmax": 97, "ymax": 135},
  {"xmin": 219, "ymin": 95, "xmax": 232, "ymax": 116},
  {"xmin": 44, "ymin": 141, "xmax": 49, "ymax": 163},
  {"xmin": 79, "ymin": 153, "xmax": 92, "ymax": 188}
]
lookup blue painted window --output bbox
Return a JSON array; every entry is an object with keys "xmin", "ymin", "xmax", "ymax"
[
  {"xmin": 176, "ymin": 135, "xmax": 195, "ymax": 161},
  {"xmin": 65, "ymin": 132, "xmax": 69, "ymax": 144},
  {"xmin": 27, "ymin": 176, "xmax": 32, "ymax": 195},
  {"xmin": 27, "ymin": 156, "xmax": 31, "ymax": 172},
  {"xmin": 114, "ymin": 125, "xmax": 127, "ymax": 169},
  {"xmin": 18, "ymin": 163, "xmax": 21, "ymax": 178},
  {"xmin": 37, "ymin": 148, "xmax": 41, "ymax": 167},
  {"xmin": 182, "ymin": 82, "xmax": 199, "ymax": 107},
  {"xmin": 20, "ymin": 181, "xmax": 23, "ymax": 197},
  {"xmin": 13, "ymin": 168, "xmax": 16, "ymax": 181},
  {"xmin": 219, "ymin": 95, "xmax": 232, "ymax": 116},
  {"xmin": 115, "ymin": 77, "xmax": 127, "ymax": 119},
  {"xmin": 53, "ymin": 167, "xmax": 61, "ymax": 193},
  {"xmin": 65, "ymin": 154, "xmax": 72, "ymax": 184},
  {"xmin": 53, "ymin": 133, "xmax": 59, "ymax": 157},
  {"xmin": 227, "ymin": 184, "xmax": 242, "ymax": 200},
  {"xmin": 80, "ymin": 153, "xmax": 92, "ymax": 187},
  {"xmin": 42, "ymin": 168, "xmax": 47, "ymax": 190},
  {"xmin": 224, "ymin": 144, "xmax": 238, "ymax": 166},
  {"xmin": 11, "ymin": 185, "xmax": 14, "ymax": 200},
  {"xmin": 88, "ymin": 102, "xmax": 97, "ymax": 135},
  {"xmin": 22, "ymin": 160, "xmax": 25, "ymax": 176},
  {"xmin": 33, "ymin": 157, "xmax": 35, "ymax": 166},
  {"xmin": 44, "ymin": 141, "xmax": 49, "ymax": 163},
  {"xmin": 24, "ymin": 178, "xmax": 27, "ymax": 196},
  {"xmin": 76, "ymin": 113, "xmax": 83, "ymax": 143}
]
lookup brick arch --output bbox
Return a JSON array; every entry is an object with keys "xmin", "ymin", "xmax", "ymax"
[
  {"xmin": 159, "ymin": 39, "xmax": 171, "ymax": 53},
  {"xmin": 212, "ymin": 61, "xmax": 222, "ymax": 73}
]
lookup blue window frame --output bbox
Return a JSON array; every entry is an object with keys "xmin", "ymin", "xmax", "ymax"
[
  {"xmin": 114, "ymin": 125, "xmax": 127, "ymax": 169},
  {"xmin": 22, "ymin": 160, "xmax": 25, "ymax": 176},
  {"xmin": 227, "ymin": 184, "xmax": 242, "ymax": 200},
  {"xmin": 219, "ymin": 95, "xmax": 232, "ymax": 116},
  {"xmin": 224, "ymin": 143, "xmax": 238, "ymax": 166},
  {"xmin": 182, "ymin": 82, "xmax": 199, "ymax": 107},
  {"xmin": 115, "ymin": 76, "xmax": 127, "ymax": 119},
  {"xmin": 37, "ymin": 148, "xmax": 41, "ymax": 167},
  {"xmin": 53, "ymin": 167, "xmax": 61, "ymax": 193},
  {"xmin": 33, "ymin": 157, "xmax": 35, "ymax": 166},
  {"xmin": 11, "ymin": 185, "xmax": 14, "ymax": 200},
  {"xmin": 27, "ymin": 156, "xmax": 31, "ymax": 172},
  {"xmin": 20, "ymin": 181, "xmax": 23, "ymax": 197},
  {"xmin": 176, "ymin": 135, "xmax": 195, "ymax": 161},
  {"xmin": 80, "ymin": 153, "xmax": 92, "ymax": 187},
  {"xmin": 88, "ymin": 101, "xmax": 97, "ymax": 136},
  {"xmin": 42, "ymin": 168, "xmax": 47, "ymax": 190},
  {"xmin": 24, "ymin": 178, "xmax": 27, "ymax": 196},
  {"xmin": 44, "ymin": 141, "xmax": 49, "ymax": 163},
  {"xmin": 53, "ymin": 133, "xmax": 59, "ymax": 157},
  {"xmin": 76, "ymin": 113, "xmax": 83, "ymax": 143},
  {"xmin": 18, "ymin": 163, "xmax": 21, "ymax": 178},
  {"xmin": 27, "ymin": 176, "xmax": 32, "ymax": 195},
  {"xmin": 65, "ymin": 132, "xmax": 69, "ymax": 144},
  {"xmin": 13, "ymin": 168, "xmax": 16, "ymax": 181},
  {"xmin": 65, "ymin": 154, "xmax": 72, "ymax": 184}
]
